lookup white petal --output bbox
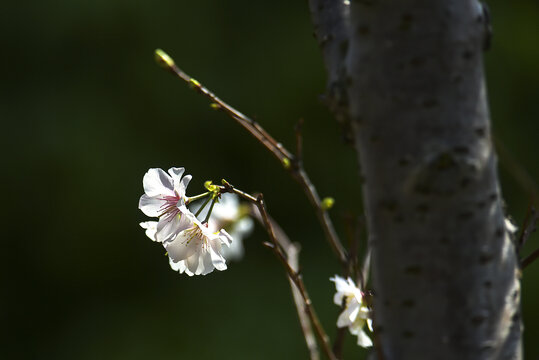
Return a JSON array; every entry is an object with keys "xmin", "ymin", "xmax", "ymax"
[
  {"xmin": 358, "ymin": 306, "xmax": 371, "ymax": 320},
  {"xmin": 333, "ymin": 292, "xmax": 345, "ymax": 306},
  {"xmin": 169, "ymin": 258, "xmax": 186, "ymax": 273},
  {"xmin": 330, "ymin": 275, "xmax": 347, "ymax": 287},
  {"xmin": 355, "ymin": 330, "xmax": 373, "ymax": 348},
  {"xmin": 367, "ymin": 318, "xmax": 373, "ymax": 332},
  {"xmin": 217, "ymin": 229, "xmax": 233, "ymax": 246},
  {"xmin": 177, "ymin": 174, "xmax": 192, "ymax": 197},
  {"xmin": 505, "ymin": 218, "xmax": 518, "ymax": 234},
  {"xmin": 167, "ymin": 167, "xmax": 185, "ymax": 185},
  {"xmin": 143, "ymin": 168, "xmax": 174, "ymax": 197},
  {"xmin": 178, "ymin": 205, "xmax": 199, "ymax": 224},
  {"xmin": 209, "ymin": 244, "xmax": 227, "ymax": 271},
  {"xmin": 331, "ymin": 276, "xmax": 353, "ymax": 294},
  {"xmin": 337, "ymin": 300, "xmax": 360, "ymax": 327},
  {"xmin": 164, "ymin": 228, "xmax": 201, "ymax": 260},
  {"xmin": 182, "ymin": 259, "xmax": 195, "ymax": 277},
  {"xmin": 155, "ymin": 215, "xmax": 181, "ymax": 242},
  {"xmin": 186, "ymin": 253, "xmax": 200, "ymax": 274},
  {"xmin": 200, "ymin": 250, "xmax": 216, "ymax": 275},
  {"xmin": 140, "ymin": 221, "xmax": 158, "ymax": 241},
  {"xmin": 194, "ymin": 254, "xmax": 206, "ymax": 275},
  {"xmin": 138, "ymin": 194, "xmax": 165, "ymax": 217}
]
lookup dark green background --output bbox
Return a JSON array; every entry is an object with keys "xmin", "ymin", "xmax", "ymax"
[{"xmin": 4, "ymin": 1, "xmax": 538, "ymax": 359}]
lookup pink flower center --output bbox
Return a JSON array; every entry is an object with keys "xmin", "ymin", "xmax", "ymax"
[{"xmin": 158, "ymin": 192, "xmax": 182, "ymax": 220}]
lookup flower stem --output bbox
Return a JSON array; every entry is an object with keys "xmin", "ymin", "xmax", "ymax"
[
  {"xmin": 186, "ymin": 192, "xmax": 210, "ymax": 204},
  {"xmin": 204, "ymin": 195, "xmax": 218, "ymax": 224},
  {"xmin": 194, "ymin": 195, "xmax": 213, "ymax": 218}
]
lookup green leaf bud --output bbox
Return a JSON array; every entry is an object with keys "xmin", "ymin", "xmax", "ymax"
[
  {"xmin": 282, "ymin": 157, "xmax": 291, "ymax": 169},
  {"xmin": 154, "ymin": 49, "xmax": 175, "ymax": 69},
  {"xmin": 321, "ymin": 197, "xmax": 335, "ymax": 210}
]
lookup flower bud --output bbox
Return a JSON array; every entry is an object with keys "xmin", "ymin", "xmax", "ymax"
[{"xmin": 154, "ymin": 49, "xmax": 175, "ymax": 69}]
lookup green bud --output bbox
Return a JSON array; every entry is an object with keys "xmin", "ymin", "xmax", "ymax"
[
  {"xmin": 210, "ymin": 103, "xmax": 221, "ymax": 110},
  {"xmin": 321, "ymin": 197, "xmax": 335, "ymax": 210},
  {"xmin": 154, "ymin": 49, "xmax": 175, "ymax": 69},
  {"xmin": 282, "ymin": 157, "xmax": 291, "ymax": 169},
  {"xmin": 189, "ymin": 78, "xmax": 201, "ymax": 89},
  {"xmin": 204, "ymin": 180, "xmax": 217, "ymax": 192}
]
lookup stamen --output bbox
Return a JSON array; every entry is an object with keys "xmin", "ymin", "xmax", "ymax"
[{"xmin": 157, "ymin": 194, "xmax": 182, "ymax": 220}]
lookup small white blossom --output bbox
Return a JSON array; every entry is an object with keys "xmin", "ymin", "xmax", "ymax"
[
  {"xmin": 330, "ymin": 275, "xmax": 373, "ymax": 348},
  {"xmin": 138, "ymin": 167, "xmax": 191, "ymax": 242},
  {"xmin": 164, "ymin": 206, "xmax": 232, "ymax": 276},
  {"xmin": 505, "ymin": 217, "xmax": 518, "ymax": 234}
]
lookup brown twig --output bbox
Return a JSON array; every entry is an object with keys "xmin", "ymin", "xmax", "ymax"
[
  {"xmin": 218, "ymin": 182, "xmax": 336, "ymax": 360},
  {"xmin": 522, "ymin": 248, "xmax": 539, "ymax": 269},
  {"xmin": 517, "ymin": 205, "xmax": 538, "ymax": 253},
  {"xmin": 155, "ymin": 49, "xmax": 348, "ymax": 267},
  {"xmin": 519, "ymin": 206, "xmax": 539, "ymax": 269},
  {"xmin": 250, "ymin": 204, "xmax": 320, "ymax": 360},
  {"xmin": 255, "ymin": 194, "xmax": 337, "ymax": 360},
  {"xmin": 295, "ymin": 118, "xmax": 304, "ymax": 166}
]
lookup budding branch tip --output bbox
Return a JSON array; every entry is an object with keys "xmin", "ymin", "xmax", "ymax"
[{"xmin": 154, "ymin": 49, "xmax": 175, "ymax": 69}]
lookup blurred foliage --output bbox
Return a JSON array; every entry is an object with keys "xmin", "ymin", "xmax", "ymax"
[{"xmin": 3, "ymin": 0, "xmax": 538, "ymax": 359}]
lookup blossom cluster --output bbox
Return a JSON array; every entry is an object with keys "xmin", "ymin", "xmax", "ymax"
[
  {"xmin": 331, "ymin": 275, "xmax": 373, "ymax": 348},
  {"xmin": 138, "ymin": 167, "xmax": 251, "ymax": 276}
]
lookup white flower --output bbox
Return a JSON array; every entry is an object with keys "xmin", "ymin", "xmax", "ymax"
[
  {"xmin": 139, "ymin": 211, "xmax": 232, "ymax": 276},
  {"xmin": 138, "ymin": 167, "xmax": 191, "ymax": 242},
  {"xmin": 164, "ymin": 206, "xmax": 232, "ymax": 276},
  {"xmin": 190, "ymin": 193, "xmax": 254, "ymax": 261},
  {"xmin": 330, "ymin": 275, "xmax": 373, "ymax": 348},
  {"xmin": 505, "ymin": 217, "xmax": 518, "ymax": 234}
]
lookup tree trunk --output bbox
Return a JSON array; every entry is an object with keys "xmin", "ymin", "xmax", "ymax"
[{"xmin": 309, "ymin": 1, "xmax": 522, "ymax": 359}]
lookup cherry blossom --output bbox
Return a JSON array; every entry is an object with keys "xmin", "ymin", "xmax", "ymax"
[
  {"xmin": 138, "ymin": 167, "xmax": 191, "ymax": 242},
  {"xmin": 330, "ymin": 275, "xmax": 373, "ymax": 347},
  {"xmin": 164, "ymin": 206, "xmax": 232, "ymax": 276}
]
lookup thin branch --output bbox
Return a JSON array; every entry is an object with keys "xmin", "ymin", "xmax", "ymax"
[
  {"xmin": 218, "ymin": 182, "xmax": 336, "ymax": 360},
  {"xmin": 517, "ymin": 205, "xmax": 538, "ymax": 253},
  {"xmin": 521, "ymin": 248, "xmax": 539, "ymax": 269},
  {"xmin": 155, "ymin": 49, "xmax": 348, "ymax": 267},
  {"xmin": 250, "ymin": 204, "xmax": 320, "ymax": 360},
  {"xmin": 519, "ymin": 206, "xmax": 539, "ymax": 270},
  {"xmin": 255, "ymin": 193, "xmax": 337, "ymax": 360},
  {"xmin": 295, "ymin": 118, "xmax": 304, "ymax": 166},
  {"xmin": 287, "ymin": 244, "xmax": 321, "ymax": 360},
  {"xmin": 293, "ymin": 168, "xmax": 348, "ymax": 267},
  {"xmin": 332, "ymin": 327, "xmax": 347, "ymax": 360}
]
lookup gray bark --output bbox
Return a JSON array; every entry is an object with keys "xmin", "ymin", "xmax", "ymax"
[
  {"xmin": 310, "ymin": 1, "xmax": 522, "ymax": 359},
  {"xmin": 308, "ymin": 0, "xmax": 353, "ymax": 142}
]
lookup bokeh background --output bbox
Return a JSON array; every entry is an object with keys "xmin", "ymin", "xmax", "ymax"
[{"xmin": 3, "ymin": 1, "xmax": 538, "ymax": 359}]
